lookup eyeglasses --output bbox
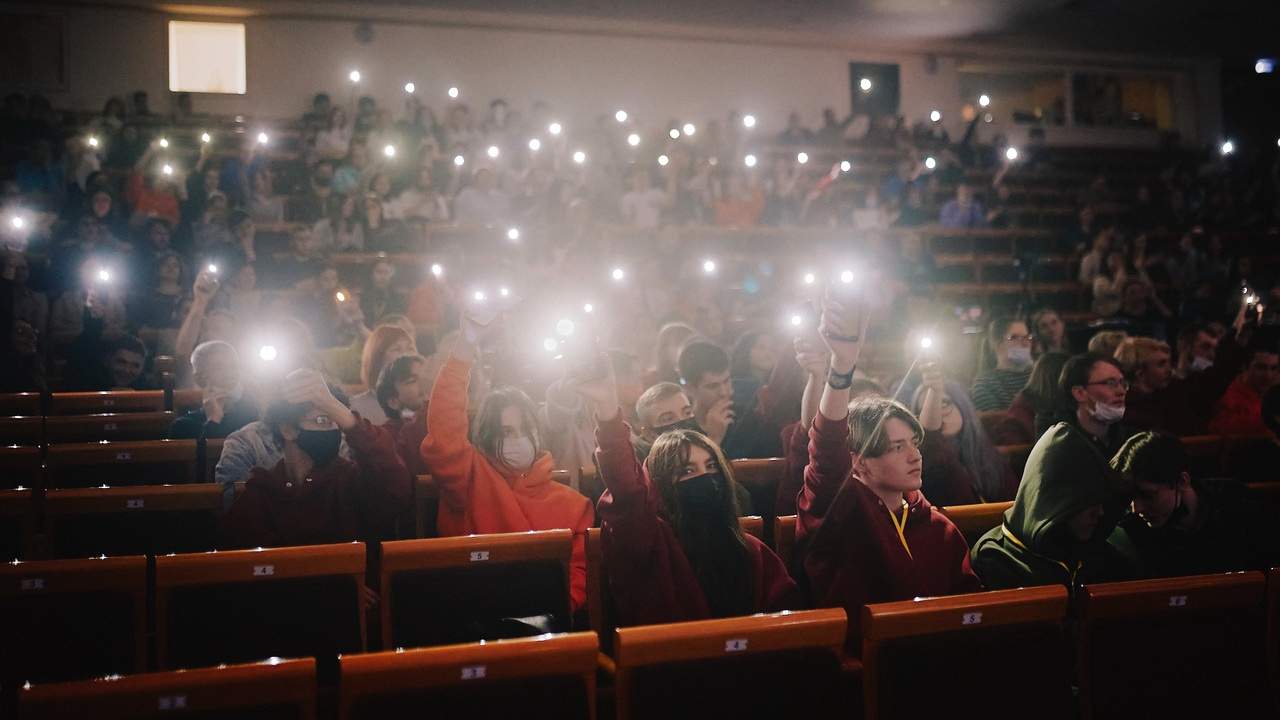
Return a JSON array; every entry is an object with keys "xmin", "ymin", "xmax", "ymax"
[
  {"xmin": 940, "ymin": 398, "xmax": 956, "ymax": 415},
  {"xmin": 1004, "ymin": 334, "xmax": 1034, "ymax": 343},
  {"xmin": 1086, "ymin": 378, "xmax": 1130, "ymax": 390}
]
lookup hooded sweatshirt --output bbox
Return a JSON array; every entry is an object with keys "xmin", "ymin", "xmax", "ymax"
[
  {"xmin": 971, "ymin": 422, "xmax": 1135, "ymax": 592},
  {"xmin": 420, "ymin": 356, "xmax": 594, "ymax": 612}
]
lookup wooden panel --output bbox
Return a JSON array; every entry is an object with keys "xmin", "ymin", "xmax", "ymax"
[
  {"xmin": 738, "ymin": 516, "xmax": 764, "ymax": 540},
  {"xmin": 44, "ymin": 483, "xmax": 223, "ymax": 515},
  {"xmin": 863, "ymin": 585, "xmax": 1068, "ymax": 641},
  {"xmin": 155, "ymin": 542, "xmax": 366, "ymax": 586},
  {"xmin": 0, "ymin": 445, "xmax": 41, "ymax": 489},
  {"xmin": 0, "ymin": 392, "xmax": 42, "ymax": 417},
  {"xmin": 939, "ymin": 502, "xmax": 1013, "ymax": 538},
  {"xmin": 0, "ymin": 416, "xmax": 42, "ymax": 445},
  {"xmin": 44, "ymin": 412, "xmax": 176, "ymax": 443},
  {"xmin": 48, "ymin": 391, "xmax": 167, "ymax": 415},
  {"xmin": 380, "ymin": 529, "xmax": 572, "ymax": 573},
  {"xmin": 1079, "ymin": 572, "xmax": 1265, "ymax": 618},
  {"xmin": 775, "ymin": 515, "xmax": 797, "ymax": 565},
  {"xmin": 612, "ymin": 607, "xmax": 846, "ymax": 668}
]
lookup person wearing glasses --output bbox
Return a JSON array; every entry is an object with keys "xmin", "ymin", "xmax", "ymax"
[
  {"xmin": 1055, "ymin": 353, "xmax": 1136, "ymax": 457},
  {"xmin": 970, "ymin": 317, "xmax": 1035, "ymax": 412},
  {"xmin": 910, "ymin": 366, "xmax": 1018, "ymax": 505}
]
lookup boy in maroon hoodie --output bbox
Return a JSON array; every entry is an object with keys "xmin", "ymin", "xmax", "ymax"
[{"xmin": 798, "ymin": 291, "xmax": 982, "ymax": 653}]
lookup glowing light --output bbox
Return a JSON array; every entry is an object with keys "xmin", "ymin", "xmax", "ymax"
[
  {"xmin": 1256, "ymin": 59, "xmax": 1274, "ymax": 74},
  {"xmin": 658, "ymin": 155, "xmax": 669, "ymax": 166},
  {"xmin": 743, "ymin": 115, "xmax": 756, "ymax": 128},
  {"xmin": 572, "ymin": 151, "xmax": 586, "ymax": 164},
  {"xmin": 11, "ymin": 217, "xmax": 24, "ymax": 229},
  {"xmin": 669, "ymin": 128, "xmax": 680, "ymax": 139},
  {"xmin": 499, "ymin": 287, "xmax": 510, "ymax": 297},
  {"xmin": 925, "ymin": 157, "xmax": 937, "ymax": 169},
  {"xmin": 797, "ymin": 152, "xmax": 809, "ymax": 164},
  {"xmin": 930, "ymin": 110, "xmax": 941, "ymax": 122},
  {"xmin": 840, "ymin": 160, "xmax": 852, "ymax": 172},
  {"xmin": 335, "ymin": 291, "xmax": 347, "ymax": 302},
  {"xmin": 430, "ymin": 263, "xmax": 443, "ymax": 277},
  {"xmin": 159, "ymin": 138, "xmax": 169, "ymax": 148},
  {"xmin": 448, "ymin": 86, "xmax": 459, "ymax": 98},
  {"xmin": 543, "ymin": 338, "xmax": 558, "ymax": 351},
  {"xmin": 615, "ymin": 110, "xmax": 628, "ymax": 122},
  {"xmin": 683, "ymin": 123, "xmax": 696, "ymax": 136},
  {"xmin": 549, "ymin": 122, "xmax": 562, "ymax": 135},
  {"xmin": 983, "ymin": 113, "xmax": 993, "ymax": 123},
  {"xmin": 860, "ymin": 78, "xmax": 872, "ymax": 92},
  {"xmin": 453, "ymin": 155, "xmax": 465, "ymax": 166},
  {"xmin": 88, "ymin": 136, "xmax": 98, "ymax": 147},
  {"xmin": 98, "ymin": 270, "xmax": 110, "ymax": 282},
  {"xmin": 349, "ymin": 70, "xmax": 361, "ymax": 83},
  {"xmin": 804, "ymin": 273, "xmax": 815, "ymax": 284},
  {"xmin": 920, "ymin": 337, "xmax": 933, "ymax": 349},
  {"xmin": 473, "ymin": 291, "xmax": 486, "ymax": 302},
  {"xmin": 487, "ymin": 145, "xmax": 499, "ymax": 158},
  {"xmin": 404, "ymin": 82, "xmax": 415, "ymax": 93},
  {"xmin": 703, "ymin": 260, "xmax": 716, "ymax": 273},
  {"xmin": 627, "ymin": 133, "xmax": 640, "ymax": 146},
  {"xmin": 1221, "ymin": 141, "xmax": 1234, "ymax": 155},
  {"xmin": 611, "ymin": 268, "xmax": 625, "ymax": 280},
  {"xmin": 257, "ymin": 132, "xmax": 269, "ymax": 144},
  {"xmin": 583, "ymin": 303, "xmax": 593, "ymax": 313},
  {"xmin": 979, "ymin": 94, "xmax": 990, "ymax": 107},
  {"xmin": 507, "ymin": 228, "xmax": 520, "ymax": 241},
  {"xmin": 384, "ymin": 145, "xmax": 396, "ymax": 157},
  {"xmin": 207, "ymin": 264, "xmax": 218, "ymax": 274},
  {"xmin": 200, "ymin": 132, "xmax": 210, "ymax": 143},
  {"xmin": 259, "ymin": 345, "xmax": 277, "ymax": 361},
  {"xmin": 840, "ymin": 270, "xmax": 854, "ymax": 283},
  {"xmin": 556, "ymin": 319, "xmax": 575, "ymax": 336},
  {"xmin": 790, "ymin": 315, "xmax": 803, "ymax": 326},
  {"xmin": 528, "ymin": 138, "xmax": 541, "ymax": 151},
  {"xmin": 744, "ymin": 154, "xmax": 757, "ymax": 167},
  {"xmin": 1005, "ymin": 147, "xmax": 1019, "ymax": 161},
  {"xmin": 162, "ymin": 164, "xmax": 173, "ymax": 175}
]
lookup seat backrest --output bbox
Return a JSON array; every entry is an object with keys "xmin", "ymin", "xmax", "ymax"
[
  {"xmin": 939, "ymin": 501, "xmax": 1014, "ymax": 547},
  {"xmin": 862, "ymin": 585, "xmax": 1072, "ymax": 720},
  {"xmin": 612, "ymin": 608, "xmax": 849, "ymax": 720},
  {"xmin": 729, "ymin": 457, "xmax": 785, "ymax": 543},
  {"xmin": 1179, "ymin": 434, "xmax": 1224, "ymax": 477},
  {"xmin": 586, "ymin": 527, "xmax": 617, "ymax": 656},
  {"xmin": 1078, "ymin": 572, "xmax": 1270, "ymax": 720},
  {"xmin": 0, "ymin": 489, "xmax": 35, "ymax": 561},
  {"xmin": 44, "ymin": 412, "xmax": 177, "ymax": 444},
  {"xmin": 775, "ymin": 515, "xmax": 797, "ymax": 567},
  {"xmin": 43, "ymin": 439, "xmax": 199, "ymax": 488},
  {"xmin": 19, "ymin": 658, "xmax": 316, "ymax": 720},
  {"xmin": 738, "ymin": 515, "xmax": 763, "ymax": 540},
  {"xmin": 380, "ymin": 530, "xmax": 573, "ymax": 650},
  {"xmin": 43, "ymin": 484, "xmax": 223, "ymax": 559},
  {"xmin": 0, "ymin": 392, "xmax": 42, "ymax": 417},
  {"xmin": 0, "ymin": 556, "xmax": 147, "ymax": 688},
  {"xmin": 0, "ymin": 416, "xmax": 42, "ymax": 445},
  {"xmin": 0, "ymin": 446, "xmax": 41, "ymax": 490},
  {"xmin": 201, "ymin": 437, "xmax": 224, "ymax": 485},
  {"xmin": 171, "ymin": 387, "xmax": 204, "ymax": 412},
  {"xmin": 1249, "ymin": 481, "xmax": 1280, "ymax": 505},
  {"xmin": 338, "ymin": 633, "xmax": 597, "ymax": 720},
  {"xmin": 48, "ymin": 391, "xmax": 167, "ymax": 415},
  {"xmin": 578, "ymin": 465, "xmax": 604, "ymax": 506},
  {"xmin": 154, "ymin": 543, "xmax": 367, "ymax": 671}
]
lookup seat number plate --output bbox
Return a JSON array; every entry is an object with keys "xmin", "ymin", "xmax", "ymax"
[
  {"xmin": 962, "ymin": 612, "xmax": 983, "ymax": 625},
  {"xmin": 253, "ymin": 565, "xmax": 275, "ymax": 576},
  {"xmin": 20, "ymin": 578, "xmax": 43, "ymax": 590},
  {"xmin": 725, "ymin": 639, "xmax": 748, "ymax": 652},
  {"xmin": 470, "ymin": 551, "xmax": 490, "ymax": 562},
  {"xmin": 461, "ymin": 665, "xmax": 486, "ymax": 680},
  {"xmin": 1169, "ymin": 595, "xmax": 1187, "ymax": 607},
  {"xmin": 157, "ymin": 695, "xmax": 187, "ymax": 709}
]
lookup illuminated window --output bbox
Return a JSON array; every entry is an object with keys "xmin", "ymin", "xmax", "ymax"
[{"xmin": 168, "ymin": 21, "xmax": 246, "ymax": 94}]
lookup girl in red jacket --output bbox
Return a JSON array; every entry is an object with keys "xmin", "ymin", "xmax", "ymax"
[{"xmin": 573, "ymin": 363, "xmax": 799, "ymax": 626}]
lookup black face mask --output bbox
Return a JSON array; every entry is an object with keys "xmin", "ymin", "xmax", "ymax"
[
  {"xmin": 676, "ymin": 472, "xmax": 723, "ymax": 517},
  {"xmin": 654, "ymin": 416, "xmax": 700, "ymax": 437},
  {"xmin": 294, "ymin": 428, "xmax": 341, "ymax": 466}
]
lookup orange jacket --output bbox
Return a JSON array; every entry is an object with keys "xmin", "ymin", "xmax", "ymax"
[{"xmin": 421, "ymin": 355, "xmax": 593, "ymax": 612}]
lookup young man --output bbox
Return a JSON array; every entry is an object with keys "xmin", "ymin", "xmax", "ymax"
[
  {"xmin": 1055, "ymin": 353, "xmax": 1135, "ymax": 457},
  {"xmin": 168, "ymin": 340, "xmax": 260, "ymax": 440},
  {"xmin": 1227, "ymin": 384, "xmax": 1280, "ymax": 484},
  {"xmin": 798, "ymin": 293, "xmax": 981, "ymax": 652},
  {"xmin": 1111, "ymin": 432, "xmax": 1280, "ymax": 578},
  {"xmin": 1113, "ymin": 337, "xmax": 1198, "ymax": 435},
  {"xmin": 970, "ymin": 422, "xmax": 1133, "ymax": 592},
  {"xmin": 678, "ymin": 341, "xmax": 778, "ymax": 459},
  {"xmin": 1208, "ymin": 342, "xmax": 1280, "ymax": 436}
]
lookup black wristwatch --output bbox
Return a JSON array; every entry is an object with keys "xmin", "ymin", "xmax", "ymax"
[{"xmin": 827, "ymin": 366, "xmax": 856, "ymax": 390}]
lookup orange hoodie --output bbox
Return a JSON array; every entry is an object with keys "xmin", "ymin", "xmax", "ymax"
[{"xmin": 421, "ymin": 355, "xmax": 593, "ymax": 612}]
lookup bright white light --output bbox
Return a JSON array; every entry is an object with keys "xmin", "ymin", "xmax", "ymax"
[
  {"xmin": 583, "ymin": 303, "xmax": 593, "ymax": 313},
  {"xmin": 925, "ymin": 157, "xmax": 937, "ymax": 169},
  {"xmin": 11, "ymin": 217, "xmax": 24, "ymax": 229},
  {"xmin": 803, "ymin": 273, "xmax": 815, "ymax": 284},
  {"xmin": 572, "ymin": 151, "xmax": 586, "ymax": 164},
  {"xmin": 840, "ymin": 270, "xmax": 854, "ymax": 283},
  {"xmin": 485, "ymin": 146, "xmax": 499, "ymax": 159},
  {"xmin": 840, "ymin": 160, "xmax": 852, "ymax": 172},
  {"xmin": 743, "ymin": 115, "xmax": 756, "ymax": 128},
  {"xmin": 162, "ymin": 164, "xmax": 173, "ymax": 175},
  {"xmin": 797, "ymin": 152, "xmax": 809, "ymax": 164},
  {"xmin": 556, "ymin": 319, "xmax": 575, "ymax": 336},
  {"xmin": 404, "ymin": 82, "xmax": 415, "ymax": 93},
  {"xmin": 1006, "ymin": 147, "xmax": 1019, "ymax": 161},
  {"xmin": 430, "ymin": 263, "xmax": 443, "ymax": 277},
  {"xmin": 448, "ymin": 86, "xmax": 459, "ymax": 98},
  {"xmin": 88, "ymin": 136, "xmax": 99, "ymax": 147},
  {"xmin": 384, "ymin": 145, "xmax": 396, "ymax": 158},
  {"xmin": 473, "ymin": 291, "xmax": 486, "ymax": 302},
  {"xmin": 658, "ymin": 155, "xmax": 669, "ymax": 166},
  {"xmin": 257, "ymin": 132, "xmax": 268, "ymax": 144},
  {"xmin": 979, "ymin": 94, "xmax": 991, "ymax": 107},
  {"xmin": 528, "ymin": 138, "xmax": 541, "ymax": 151},
  {"xmin": 207, "ymin": 264, "xmax": 218, "ymax": 274},
  {"xmin": 983, "ymin": 113, "xmax": 993, "ymax": 123},
  {"xmin": 159, "ymin": 138, "xmax": 169, "ymax": 148},
  {"xmin": 454, "ymin": 155, "xmax": 465, "ymax": 166},
  {"xmin": 930, "ymin": 110, "xmax": 941, "ymax": 122},
  {"xmin": 259, "ymin": 345, "xmax": 277, "ymax": 361},
  {"xmin": 543, "ymin": 338, "xmax": 558, "ymax": 352},
  {"xmin": 703, "ymin": 260, "xmax": 716, "ymax": 273},
  {"xmin": 507, "ymin": 228, "xmax": 520, "ymax": 241},
  {"xmin": 200, "ymin": 132, "xmax": 210, "ymax": 143},
  {"xmin": 499, "ymin": 287, "xmax": 510, "ymax": 297},
  {"xmin": 920, "ymin": 337, "xmax": 933, "ymax": 349},
  {"xmin": 860, "ymin": 78, "xmax": 872, "ymax": 91},
  {"xmin": 549, "ymin": 122, "xmax": 562, "ymax": 135},
  {"xmin": 349, "ymin": 70, "xmax": 361, "ymax": 83},
  {"xmin": 665, "ymin": 128, "xmax": 679, "ymax": 140},
  {"xmin": 744, "ymin": 154, "xmax": 757, "ymax": 167},
  {"xmin": 790, "ymin": 315, "xmax": 803, "ymax": 326},
  {"xmin": 335, "ymin": 291, "xmax": 346, "ymax": 303},
  {"xmin": 627, "ymin": 134, "xmax": 640, "ymax": 146},
  {"xmin": 1256, "ymin": 59, "xmax": 1275, "ymax": 74},
  {"xmin": 612, "ymin": 268, "xmax": 625, "ymax": 280},
  {"xmin": 1221, "ymin": 141, "xmax": 1234, "ymax": 155},
  {"xmin": 615, "ymin": 110, "xmax": 628, "ymax": 122},
  {"xmin": 683, "ymin": 123, "xmax": 696, "ymax": 136},
  {"xmin": 97, "ymin": 270, "xmax": 110, "ymax": 282}
]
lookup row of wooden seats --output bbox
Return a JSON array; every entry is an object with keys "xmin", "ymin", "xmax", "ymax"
[
  {"xmin": 0, "ymin": 390, "xmax": 202, "ymax": 417},
  {"xmin": 0, "ymin": 437, "xmax": 223, "ymax": 492},
  {"xmin": 0, "ymin": 412, "xmax": 177, "ymax": 446}
]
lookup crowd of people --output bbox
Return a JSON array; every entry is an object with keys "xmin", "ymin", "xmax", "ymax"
[{"xmin": 2, "ymin": 86, "xmax": 1280, "ymax": 651}]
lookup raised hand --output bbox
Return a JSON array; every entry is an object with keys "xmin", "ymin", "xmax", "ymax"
[{"xmin": 567, "ymin": 357, "xmax": 620, "ymax": 421}]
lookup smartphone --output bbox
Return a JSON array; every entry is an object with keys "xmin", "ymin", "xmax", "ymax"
[
  {"xmin": 561, "ymin": 335, "xmax": 608, "ymax": 383},
  {"xmin": 466, "ymin": 291, "xmax": 520, "ymax": 326}
]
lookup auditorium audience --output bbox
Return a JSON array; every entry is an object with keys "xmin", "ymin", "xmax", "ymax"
[
  {"xmin": 1114, "ymin": 336, "xmax": 1199, "ymax": 435},
  {"xmin": 911, "ymin": 367, "xmax": 1016, "ymax": 504},
  {"xmin": 348, "ymin": 323, "xmax": 417, "ymax": 424},
  {"xmin": 1208, "ymin": 337, "xmax": 1280, "ymax": 436},
  {"xmin": 1052, "ymin": 353, "xmax": 1136, "ymax": 457},
  {"xmin": 376, "ymin": 353, "xmax": 431, "ymax": 475},
  {"xmin": 992, "ymin": 351, "xmax": 1070, "ymax": 445},
  {"xmin": 970, "ymin": 317, "xmax": 1033, "ymax": 411},
  {"xmin": 168, "ymin": 340, "xmax": 261, "ymax": 440}
]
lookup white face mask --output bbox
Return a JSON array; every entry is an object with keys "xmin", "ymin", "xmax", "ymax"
[
  {"xmin": 1006, "ymin": 346, "xmax": 1032, "ymax": 367},
  {"xmin": 1189, "ymin": 356, "xmax": 1213, "ymax": 373},
  {"xmin": 400, "ymin": 408, "xmax": 416, "ymax": 421},
  {"xmin": 500, "ymin": 436, "xmax": 536, "ymax": 470},
  {"xmin": 1090, "ymin": 401, "xmax": 1126, "ymax": 425}
]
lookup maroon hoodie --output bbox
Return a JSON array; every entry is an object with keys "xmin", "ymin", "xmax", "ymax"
[
  {"xmin": 797, "ymin": 412, "xmax": 982, "ymax": 653},
  {"xmin": 595, "ymin": 413, "xmax": 800, "ymax": 626}
]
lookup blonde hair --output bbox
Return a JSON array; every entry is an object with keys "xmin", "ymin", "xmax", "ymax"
[
  {"xmin": 1086, "ymin": 330, "xmax": 1128, "ymax": 359},
  {"xmin": 360, "ymin": 325, "xmax": 415, "ymax": 388},
  {"xmin": 1113, "ymin": 337, "xmax": 1170, "ymax": 378}
]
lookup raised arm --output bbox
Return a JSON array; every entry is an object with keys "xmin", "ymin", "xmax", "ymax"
[{"xmin": 420, "ymin": 315, "xmax": 501, "ymax": 496}]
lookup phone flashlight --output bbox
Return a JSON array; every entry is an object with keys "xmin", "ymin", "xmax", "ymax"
[
  {"xmin": 88, "ymin": 136, "xmax": 99, "ymax": 147},
  {"xmin": 259, "ymin": 345, "xmax": 278, "ymax": 361},
  {"xmin": 162, "ymin": 164, "xmax": 173, "ymax": 176},
  {"xmin": 454, "ymin": 155, "xmax": 465, "ymax": 166},
  {"xmin": 384, "ymin": 145, "xmax": 396, "ymax": 158},
  {"xmin": 487, "ymin": 146, "xmax": 499, "ymax": 158},
  {"xmin": 257, "ymin": 132, "xmax": 269, "ymax": 145},
  {"xmin": 159, "ymin": 138, "xmax": 169, "ymax": 148},
  {"xmin": 97, "ymin": 269, "xmax": 111, "ymax": 284},
  {"xmin": 207, "ymin": 264, "xmax": 218, "ymax": 275},
  {"xmin": 201, "ymin": 132, "xmax": 211, "ymax": 143},
  {"xmin": 448, "ymin": 86, "xmax": 459, "ymax": 98},
  {"xmin": 549, "ymin": 122, "xmax": 562, "ymax": 135},
  {"xmin": 335, "ymin": 291, "xmax": 347, "ymax": 303},
  {"xmin": 797, "ymin": 152, "xmax": 809, "ymax": 164},
  {"xmin": 529, "ymin": 139, "xmax": 541, "ymax": 151},
  {"xmin": 404, "ymin": 82, "xmax": 415, "ymax": 94},
  {"xmin": 703, "ymin": 260, "xmax": 716, "ymax": 274},
  {"xmin": 611, "ymin": 268, "xmax": 625, "ymax": 281},
  {"xmin": 507, "ymin": 228, "xmax": 520, "ymax": 241},
  {"xmin": 430, "ymin": 263, "xmax": 443, "ymax": 277}
]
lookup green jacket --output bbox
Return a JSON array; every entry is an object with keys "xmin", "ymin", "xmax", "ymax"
[{"xmin": 971, "ymin": 423, "xmax": 1135, "ymax": 592}]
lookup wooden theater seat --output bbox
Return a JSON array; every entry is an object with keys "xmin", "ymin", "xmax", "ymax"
[
  {"xmin": 154, "ymin": 543, "xmax": 367, "ymax": 671},
  {"xmin": 47, "ymin": 391, "xmax": 167, "ymax": 415},
  {"xmin": 42, "ymin": 484, "xmax": 223, "ymax": 559},
  {"xmin": 0, "ymin": 556, "xmax": 147, "ymax": 690},
  {"xmin": 612, "ymin": 608, "xmax": 850, "ymax": 720},
  {"xmin": 862, "ymin": 585, "xmax": 1072, "ymax": 720},
  {"xmin": 338, "ymin": 633, "xmax": 598, "ymax": 720},
  {"xmin": 0, "ymin": 445, "xmax": 41, "ymax": 489},
  {"xmin": 939, "ymin": 501, "xmax": 1014, "ymax": 547},
  {"xmin": 775, "ymin": 515, "xmax": 797, "ymax": 567},
  {"xmin": 43, "ymin": 439, "xmax": 200, "ymax": 488},
  {"xmin": 379, "ymin": 530, "xmax": 573, "ymax": 650},
  {"xmin": 1179, "ymin": 434, "xmax": 1224, "ymax": 477},
  {"xmin": 0, "ymin": 488, "xmax": 34, "ymax": 560},
  {"xmin": 1077, "ymin": 572, "xmax": 1270, "ymax": 719},
  {"xmin": 585, "ymin": 527, "xmax": 615, "ymax": 656},
  {"xmin": 729, "ymin": 457, "xmax": 786, "ymax": 542},
  {"xmin": 19, "ymin": 658, "xmax": 316, "ymax": 720},
  {"xmin": 0, "ymin": 416, "xmax": 42, "ymax": 445},
  {"xmin": 43, "ymin": 412, "xmax": 177, "ymax": 444},
  {"xmin": 0, "ymin": 392, "xmax": 42, "ymax": 417}
]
